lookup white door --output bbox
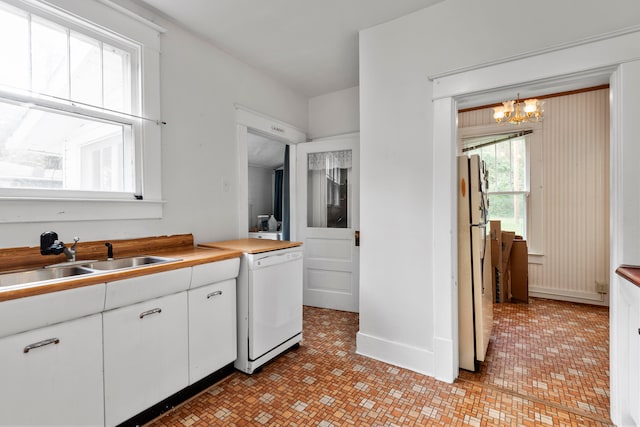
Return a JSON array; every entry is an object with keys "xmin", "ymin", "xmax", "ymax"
[{"xmin": 297, "ymin": 134, "xmax": 359, "ymax": 312}]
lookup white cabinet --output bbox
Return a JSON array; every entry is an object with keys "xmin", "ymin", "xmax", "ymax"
[
  {"xmin": 619, "ymin": 276, "xmax": 640, "ymax": 425},
  {"xmin": 0, "ymin": 314, "xmax": 104, "ymax": 426},
  {"xmin": 188, "ymin": 279, "xmax": 237, "ymax": 383},
  {"xmin": 103, "ymin": 292, "xmax": 189, "ymax": 427},
  {"xmin": 0, "ymin": 257, "xmax": 239, "ymax": 426}
]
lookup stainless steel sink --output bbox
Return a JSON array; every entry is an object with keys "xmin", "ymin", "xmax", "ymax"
[
  {"xmin": 0, "ymin": 256, "xmax": 179, "ymax": 290},
  {"xmin": 0, "ymin": 266, "xmax": 95, "ymax": 288},
  {"xmin": 81, "ymin": 256, "xmax": 177, "ymax": 271}
]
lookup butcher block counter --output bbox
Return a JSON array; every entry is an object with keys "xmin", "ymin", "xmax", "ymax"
[
  {"xmin": 199, "ymin": 238, "xmax": 302, "ymax": 254},
  {"xmin": 616, "ymin": 265, "xmax": 640, "ymax": 288},
  {"xmin": 0, "ymin": 234, "xmax": 241, "ymax": 302}
]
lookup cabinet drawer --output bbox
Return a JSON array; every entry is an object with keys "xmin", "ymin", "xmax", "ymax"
[
  {"xmin": 190, "ymin": 258, "xmax": 240, "ymax": 289},
  {"xmin": 105, "ymin": 267, "xmax": 191, "ymax": 310},
  {"xmin": 0, "ymin": 283, "xmax": 106, "ymax": 338}
]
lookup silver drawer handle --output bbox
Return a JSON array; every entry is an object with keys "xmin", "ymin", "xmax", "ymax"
[
  {"xmin": 24, "ymin": 338, "xmax": 60, "ymax": 353},
  {"xmin": 139, "ymin": 308, "xmax": 162, "ymax": 319},
  {"xmin": 207, "ymin": 290, "xmax": 223, "ymax": 299}
]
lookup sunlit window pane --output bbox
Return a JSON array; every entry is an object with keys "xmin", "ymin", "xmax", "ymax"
[
  {"xmin": 103, "ymin": 44, "xmax": 130, "ymax": 112},
  {"xmin": 0, "ymin": 4, "xmax": 29, "ymax": 90},
  {"xmin": 0, "ymin": 101, "xmax": 133, "ymax": 192},
  {"xmin": 32, "ymin": 17, "xmax": 69, "ymax": 98},
  {"xmin": 512, "ymin": 138, "xmax": 526, "ymax": 191},
  {"xmin": 487, "ymin": 193, "xmax": 526, "ymax": 237},
  {"xmin": 494, "ymin": 138, "xmax": 511, "ymax": 192},
  {"xmin": 468, "ymin": 136, "xmax": 528, "ymax": 238},
  {"xmin": 0, "ymin": 1, "xmax": 139, "ymax": 197},
  {"xmin": 70, "ymin": 32, "xmax": 102, "ymax": 106}
]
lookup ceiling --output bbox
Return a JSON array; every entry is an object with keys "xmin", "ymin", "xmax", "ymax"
[
  {"xmin": 247, "ymin": 133, "xmax": 286, "ymax": 169},
  {"xmin": 134, "ymin": 0, "xmax": 444, "ymax": 97}
]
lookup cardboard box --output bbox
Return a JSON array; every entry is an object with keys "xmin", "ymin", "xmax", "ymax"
[
  {"xmin": 490, "ymin": 221, "xmax": 502, "ymax": 303},
  {"xmin": 499, "ymin": 231, "xmax": 515, "ymax": 303},
  {"xmin": 510, "ymin": 238, "xmax": 529, "ymax": 303}
]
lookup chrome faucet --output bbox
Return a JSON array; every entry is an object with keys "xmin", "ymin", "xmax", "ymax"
[
  {"xmin": 63, "ymin": 237, "xmax": 80, "ymax": 262},
  {"xmin": 40, "ymin": 232, "xmax": 80, "ymax": 262}
]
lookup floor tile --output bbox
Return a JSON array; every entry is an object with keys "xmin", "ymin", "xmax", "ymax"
[{"xmin": 148, "ymin": 298, "xmax": 612, "ymax": 426}]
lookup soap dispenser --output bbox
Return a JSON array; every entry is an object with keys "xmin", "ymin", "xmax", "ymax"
[{"xmin": 268, "ymin": 214, "xmax": 277, "ymax": 232}]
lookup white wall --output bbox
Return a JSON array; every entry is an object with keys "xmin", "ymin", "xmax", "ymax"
[
  {"xmin": 308, "ymin": 86, "xmax": 359, "ymax": 139},
  {"xmin": 459, "ymin": 89, "xmax": 610, "ymax": 305},
  {"xmin": 0, "ymin": 0, "xmax": 307, "ymax": 249},
  {"xmin": 248, "ymin": 166, "xmax": 274, "ymax": 229},
  {"xmin": 358, "ymin": 0, "xmax": 640, "ymax": 381}
]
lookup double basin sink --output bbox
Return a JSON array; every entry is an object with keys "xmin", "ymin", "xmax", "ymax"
[{"xmin": 0, "ymin": 256, "xmax": 179, "ymax": 289}]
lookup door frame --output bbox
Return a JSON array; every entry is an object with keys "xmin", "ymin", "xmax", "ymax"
[
  {"xmin": 235, "ymin": 105, "xmax": 306, "ymax": 240},
  {"xmin": 429, "ymin": 28, "xmax": 640, "ymax": 424}
]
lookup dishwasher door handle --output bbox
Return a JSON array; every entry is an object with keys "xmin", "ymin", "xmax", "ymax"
[{"xmin": 253, "ymin": 251, "xmax": 302, "ymax": 269}]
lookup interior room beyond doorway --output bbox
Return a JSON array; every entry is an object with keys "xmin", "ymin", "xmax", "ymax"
[
  {"xmin": 456, "ymin": 85, "xmax": 611, "ymax": 422},
  {"xmin": 458, "ymin": 85, "xmax": 610, "ymax": 307}
]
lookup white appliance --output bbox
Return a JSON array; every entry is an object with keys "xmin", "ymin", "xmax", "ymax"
[
  {"xmin": 248, "ymin": 231, "xmax": 282, "ymax": 240},
  {"xmin": 235, "ymin": 246, "xmax": 303, "ymax": 374},
  {"xmin": 458, "ymin": 154, "xmax": 493, "ymax": 372}
]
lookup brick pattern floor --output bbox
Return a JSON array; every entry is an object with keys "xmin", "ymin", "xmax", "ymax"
[{"xmin": 148, "ymin": 298, "xmax": 612, "ymax": 426}]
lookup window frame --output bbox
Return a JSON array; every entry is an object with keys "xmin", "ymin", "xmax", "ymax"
[
  {"xmin": 0, "ymin": 0, "xmax": 164, "ymax": 222},
  {"xmin": 466, "ymin": 135, "xmax": 530, "ymax": 239},
  {"xmin": 457, "ymin": 123, "xmax": 542, "ymax": 241}
]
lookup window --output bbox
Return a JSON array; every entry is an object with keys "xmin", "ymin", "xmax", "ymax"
[
  {"xmin": 0, "ymin": 0, "xmax": 140, "ymax": 197},
  {"xmin": 467, "ymin": 136, "xmax": 529, "ymax": 237},
  {"xmin": 307, "ymin": 150, "xmax": 352, "ymax": 228}
]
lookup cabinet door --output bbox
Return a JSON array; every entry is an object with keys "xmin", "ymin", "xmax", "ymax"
[
  {"xmin": 0, "ymin": 314, "xmax": 104, "ymax": 426},
  {"xmin": 103, "ymin": 292, "xmax": 188, "ymax": 426},
  {"xmin": 188, "ymin": 279, "xmax": 237, "ymax": 384}
]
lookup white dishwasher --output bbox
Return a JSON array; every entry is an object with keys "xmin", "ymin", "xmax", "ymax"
[
  {"xmin": 199, "ymin": 239, "xmax": 303, "ymax": 374},
  {"xmin": 247, "ymin": 248, "xmax": 303, "ymax": 367}
]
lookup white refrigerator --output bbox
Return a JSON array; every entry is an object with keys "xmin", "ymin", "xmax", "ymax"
[{"xmin": 458, "ymin": 154, "xmax": 493, "ymax": 372}]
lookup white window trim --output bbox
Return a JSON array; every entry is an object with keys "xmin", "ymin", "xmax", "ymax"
[
  {"xmin": 0, "ymin": 0, "xmax": 164, "ymax": 223},
  {"xmin": 458, "ymin": 122, "xmax": 542, "ymax": 253}
]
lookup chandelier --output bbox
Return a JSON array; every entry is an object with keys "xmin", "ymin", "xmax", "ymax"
[{"xmin": 492, "ymin": 94, "xmax": 543, "ymax": 125}]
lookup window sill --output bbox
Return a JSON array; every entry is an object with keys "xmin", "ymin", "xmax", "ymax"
[
  {"xmin": 0, "ymin": 197, "xmax": 165, "ymax": 223},
  {"xmin": 528, "ymin": 252, "xmax": 544, "ymax": 265}
]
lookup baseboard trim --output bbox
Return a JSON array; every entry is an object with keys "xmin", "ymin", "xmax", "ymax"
[
  {"xmin": 117, "ymin": 363, "xmax": 234, "ymax": 427},
  {"xmin": 356, "ymin": 331, "xmax": 433, "ymax": 376},
  {"xmin": 433, "ymin": 336, "xmax": 456, "ymax": 383},
  {"xmin": 529, "ymin": 286, "xmax": 609, "ymax": 306}
]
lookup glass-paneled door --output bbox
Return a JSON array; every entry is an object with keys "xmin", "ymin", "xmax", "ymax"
[{"xmin": 297, "ymin": 135, "xmax": 359, "ymax": 312}]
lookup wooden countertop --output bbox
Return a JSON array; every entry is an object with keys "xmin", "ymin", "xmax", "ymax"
[
  {"xmin": 0, "ymin": 235, "xmax": 242, "ymax": 302},
  {"xmin": 199, "ymin": 238, "xmax": 303, "ymax": 254},
  {"xmin": 616, "ymin": 265, "xmax": 640, "ymax": 288}
]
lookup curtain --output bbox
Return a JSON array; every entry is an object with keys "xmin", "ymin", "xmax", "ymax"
[
  {"xmin": 307, "ymin": 150, "xmax": 352, "ymax": 228},
  {"xmin": 308, "ymin": 169, "xmax": 327, "ymax": 227},
  {"xmin": 274, "ymin": 169, "xmax": 283, "ymax": 221},
  {"xmin": 307, "ymin": 150, "xmax": 352, "ymax": 170},
  {"xmin": 282, "ymin": 145, "xmax": 290, "ymax": 240}
]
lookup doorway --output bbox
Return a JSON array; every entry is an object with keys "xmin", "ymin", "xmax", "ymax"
[
  {"xmin": 235, "ymin": 105, "xmax": 306, "ymax": 240},
  {"xmin": 246, "ymin": 132, "xmax": 287, "ymax": 238},
  {"xmin": 454, "ymin": 87, "xmax": 612, "ymax": 421},
  {"xmin": 430, "ymin": 30, "xmax": 640, "ymax": 423}
]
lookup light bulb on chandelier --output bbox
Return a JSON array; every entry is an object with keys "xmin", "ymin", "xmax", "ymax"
[{"xmin": 492, "ymin": 94, "xmax": 543, "ymax": 125}]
